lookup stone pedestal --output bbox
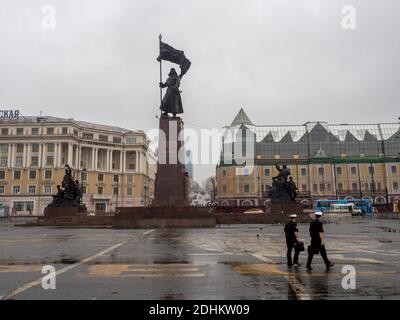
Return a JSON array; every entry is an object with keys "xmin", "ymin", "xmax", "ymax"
[
  {"xmin": 265, "ymin": 202, "xmax": 304, "ymax": 215},
  {"xmin": 43, "ymin": 205, "xmax": 88, "ymax": 218},
  {"xmin": 113, "ymin": 207, "xmax": 215, "ymax": 229},
  {"xmin": 153, "ymin": 116, "xmax": 189, "ymax": 206}
]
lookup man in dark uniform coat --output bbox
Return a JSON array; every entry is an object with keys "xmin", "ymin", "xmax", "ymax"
[
  {"xmin": 306, "ymin": 211, "xmax": 335, "ymax": 271},
  {"xmin": 284, "ymin": 214, "xmax": 301, "ymax": 266}
]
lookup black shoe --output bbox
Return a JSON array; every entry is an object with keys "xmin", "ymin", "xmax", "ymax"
[
  {"xmin": 287, "ymin": 263, "xmax": 293, "ymax": 267},
  {"xmin": 293, "ymin": 262, "xmax": 301, "ymax": 267},
  {"xmin": 306, "ymin": 266, "xmax": 313, "ymax": 271},
  {"xmin": 326, "ymin": 262, "xmax": 335, "ymax": 271}
]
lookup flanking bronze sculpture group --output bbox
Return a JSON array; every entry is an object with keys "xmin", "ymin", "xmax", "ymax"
[
  {"xmin": 268, "ymin": 164, "xmax": 298, "ymax": 203},
  {"xmin": 44, "ymin": 164, "xmax": 87, "ymax": 217}
]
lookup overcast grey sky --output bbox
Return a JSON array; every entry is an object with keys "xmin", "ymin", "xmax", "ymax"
[{"xmin": 1, "ymin": 0, "xmax": 399, "ymax": 182}]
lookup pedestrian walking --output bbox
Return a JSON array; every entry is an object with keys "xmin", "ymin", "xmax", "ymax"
[
  {"xmin": 306, "ymin": 211, "xmax": 334, "ymax": 272},
  {"xmin": 284, "ymin": 214, "xmax": 302, "ymax": 267}
]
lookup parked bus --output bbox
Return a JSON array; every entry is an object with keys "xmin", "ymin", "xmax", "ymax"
[{"xmin": 314, "ymin": 199, "xmax": 373, "ymax": 216}]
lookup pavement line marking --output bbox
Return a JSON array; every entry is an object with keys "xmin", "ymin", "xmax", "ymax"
[
  {"xmin": 248, "ymin": 253, "xmax": 311, "ymax": 301},
  {"xmin": 143, "ymin": 229, "xmax": 155, "ymax": 236},
  {"xmin": 249, "ymin": 253, "xmax": 273, "ymax": 263},
  {"xmin": 1, "ymin": 229, "xmax": 154, "ymax": 300}
]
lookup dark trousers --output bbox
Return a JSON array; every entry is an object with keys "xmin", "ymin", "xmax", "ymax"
[
  {"xmin": 286, "ymin": 241, "xmax": 300, "ymax": 265},
  {"xmin": 306, "ymin": 245, "xmax": 331, "ymax": 268}
]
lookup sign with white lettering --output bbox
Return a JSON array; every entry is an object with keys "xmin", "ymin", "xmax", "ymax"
[{"xmin": 0, "ymin": 110, "xmax": 20, "ymax": 119}]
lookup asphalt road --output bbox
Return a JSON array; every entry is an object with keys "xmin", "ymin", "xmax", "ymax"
[{"xmin": 0, "ymin": 217, "xmax": 399, "ymax": 300}]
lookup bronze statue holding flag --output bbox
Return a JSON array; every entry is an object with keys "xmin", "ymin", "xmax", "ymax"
[{"xmin": 157, "ymin": 35, "xmax": 191, "ymax": 117}]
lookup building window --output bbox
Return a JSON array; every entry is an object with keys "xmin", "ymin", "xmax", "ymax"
[
  {"xmin": 370, "ymin": 182, "xmax": 376, "ymax": 192},
  {"xmin": 264, "ymin": 168, "xmax": 270, "ymax": 176},
  {"xmin": 47, "ymin": 143, "xmax": 55, "ymax": 152},
  {"xmin": 29, "ymin": 170, "xmax": 37, "ymax": 179},
  {"xmin": 98, "ymin": 174, "xmax": 104, "ymax": 182},
  {"xmin": 243, "ymin": 168, "xmax": 249, "ymax": 176},
  {"xmin": 350, "ymin": 166, "xmax": 357, "ymax": 175},
  {"xmin": 44, "ymin": 185, "xmax": 52, "ymax": 194},
  {"xmin": 113, "ymin": 187, "xmax": 119, "ymax": 195},
  {"xmin": 82, "ymin": 132, "xmax": 94, "ymax": 140},
  {"xmin": 393, "ymin": 182, "xmax": 399, "ymax": 191},
  {"xmin": 352, "ymin": 183, "xmax": 358, "ymax": 191},
  {"xmin": 13, "ymin": 186, "xmax": 20, "ymax": 194},
  {"xmin": 81, "ymin": 186, "xmax": 86, "ymax": 194},
  {"xmin": 327, "ymin": 183, "xmax": 331, "ymax": 192},
  {"xmin": 32, "ymin": 143, "xmax": 39, "ymax": 152},
  {"xmin": 113, "ymin": 137, "xmax": 122, "ymax": 143},
  {"xmin": 28, "ymin": 185, "xmax": 36, "ymax": 194},
  {"xmin": 126, "ymin": 187, "xmax": 133, "ymax": 196},
  {"xmin": 46, "ymin": 156, "xmax": 54, "ymax": 166},
  {"xmin": 0, "ymin": 144, "xmax": 9, "ymax": 153},
  {"xmin": 301, "ymin": 184, "xmax": 307, "ymax": 192},
  {"xmin": 46, "ymin": 127, "xmax": 54, "ymax": 135},
  {"xmin": 16, "ymin": 144, "xmax": 24, "ymax": 153},
  {"xmin": 99, "ymin": 135, "xmax": 108, "ymax": 142},
  {"xmin": 319, "ymin": 183, "xmax": 325, "ymax": 192},
  {"xmin": 61, "ymin": 127, "xmax": 68, "ymax": 134},
  {"xmin": 318, "ymin": 167, "xmax": 324, "ymax": 176},
  {"xmin": 0, "ymin": 157, "xmax": 7, "ymax": 166},
  {"xmin": 222, "ymin": 185, "xmax": 227, "ymax": 193},
  {"xmin": 377, "ymin": 182, "xmax": 382, "ymax": 191},
  {"xmin": 368, "ymin": 166, "xmax": 374, "ymax": 175},
  {"xmin": 243, "ymin": 184, "xmax": 250, "ymax": 193},
  {"xmin": 16, "ymin": 128, "xmax": 24, "ymax": 135},
  {"xmin": 337, "ymin": 183, "xmax": 344, "ymax": 191},
  {"xmin": 31, "ymin": 128, "xmax": 39, "ymax": 135},
  {"xmin": 81, "ymin": 171, "xmax": 87, "ymax": 181},
  {"xmin": 97, "ymin": 186, "xmax": 104, "ymax": 194},
  {"xmin": 13, "ymin": 201, "xmax": 34, "ymax": 212},
  {"xmin": 44, "ymin": 170, "xmax": 52, "ymax": 180},
  {"xmin": 391, "ymin": 165, "xmax": 398, "ymax": 174},
  {"xmin": 313, "ymin": 184, "xmax": 318, "ymax": 192},
  {"xmin": 0, "ymin": 186, "xmax": 4, "ymax": 194},
  {"xmin": 113, "ymin": 175, "xmax": 119, "ymax": 183},
  {"xmin": 15, "ymin": 156, "xmax": 23, "ymax": 166},
  {"xmin": 1, "ymin": 128, "xmax": 9, "ymax": 135},
  {"xmin": 336, "ymin": 167, "xmax": 343, "ymax": 175},
  {"xmin": 31, "ymin": 156, "xmax": 39, "ymax": 167},
  {"xmin": 301, "ymin": 168, "xmax": 307, "ymax": 176},
  {"xmin": 127, "ymin": 174, "xmax": 134, "ymax": 184},
  {"xmin": 222, "ymin": 170, "xmax": 227, "ymax": 177},
  {"xmin": 14, "ymin": 170, "xmax": 21, "ymax": 180},
  {"xmin": 0, "ymin": 170, "xmax": 5, "ymax": 180},
  {"xmin": 126, "ymin": 137, "xmax": 137, "ymax": 145}
]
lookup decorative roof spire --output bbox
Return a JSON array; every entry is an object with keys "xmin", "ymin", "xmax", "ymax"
[{"xmin": 230, "ymin": 108, "xmax": 253, "ymax": 126}]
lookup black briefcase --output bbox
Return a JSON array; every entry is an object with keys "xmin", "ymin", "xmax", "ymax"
[
  {"xmin": 295, "ymin": 242, "xmax": 305, "ymax": 252},
  {"xmin": 307, "ymin": 245, "xmax": 319, "ymax": 255}
]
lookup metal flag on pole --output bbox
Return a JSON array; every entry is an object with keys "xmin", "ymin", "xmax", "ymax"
[{"xmin": 159, "ymin": 34, "xmax": 163, "ymax": 105}]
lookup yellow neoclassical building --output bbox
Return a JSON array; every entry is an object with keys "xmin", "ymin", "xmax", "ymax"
[
  {"xmin": 0, "ymin": 115, "xmax": 156, "ymax": 215},
  {"xmin": 216, "ymin": 109, "xmax": 400, "ymax": 207}
]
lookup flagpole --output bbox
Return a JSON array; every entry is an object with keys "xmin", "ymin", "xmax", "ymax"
[{"xmin": 159, "ymin": 34, "xmax": 163, "ymax": 105}]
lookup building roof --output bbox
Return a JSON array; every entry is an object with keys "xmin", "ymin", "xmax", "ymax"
[
  {"xmin": 230, "ymin": 108, "xmax": 254, "ymax": 126},
  {"xmin": 223, "ymin": 110, "xmax": 400, "ymax": 143},
  {"xmin": 0, "ymin": 115, "xmax": 143, "ymax": 135}
]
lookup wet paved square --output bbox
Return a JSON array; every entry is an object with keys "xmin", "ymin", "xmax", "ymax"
[{"xmin": 0, "ymin": 217, "xmax": 399, "ymax": 300}]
